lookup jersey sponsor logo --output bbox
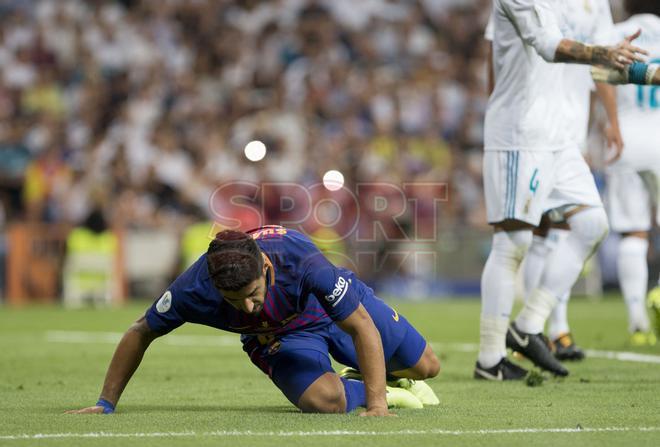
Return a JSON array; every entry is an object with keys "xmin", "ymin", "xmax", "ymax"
[
  {"xmin": 392, "ymin": 308, "xmax": 400, "ymax": 322},
  {"xmin": 156, "ymin": 291, "xmax": 172, "ymax": 313},
  {"xmin": 324, "ymin": 276, "xmax": 351, "ymax": 308}
]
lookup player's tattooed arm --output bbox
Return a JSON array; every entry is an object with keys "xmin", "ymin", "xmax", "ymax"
[
  {"xmin": 555, "ymin": 30, "xmax": 648, "ymax": 70},
  {"xmin": 555, "ymin": 40, "xmax": 608, "ymax": 64},
  {"xmin": 65, "ymin": 316, "xmax": 162, "ymax": 414}
]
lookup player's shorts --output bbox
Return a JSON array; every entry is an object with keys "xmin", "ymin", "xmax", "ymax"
[
  {"xmin": 242, "ymin": 294, "xmax": 427, "ymax": 406},
  {"xmin": 606, "ymin": 167, "xmax": 660, "ymax": 233},
  {"xmin": 483, "ymin": 148, "xmax": 603, "ymax": 225}
]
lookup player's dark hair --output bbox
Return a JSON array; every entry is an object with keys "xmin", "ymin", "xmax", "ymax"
[
  {"xmin": 207, "ymin": 230, "xmax": 264, "ymax": 291},
  {"xmin": 624, "ymin": 0, "xmax": 660, "ymax": 16}
]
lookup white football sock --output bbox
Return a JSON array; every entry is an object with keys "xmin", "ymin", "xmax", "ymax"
[
  {"xmin": 479, "ymin": 230, "xmax": 531, "ymax": 368},
  {"xmin": 478, "ymin": 316, "xmax": 510, "ymax": 368},
  {"xmin": 522, "ymin": 235, "xmax": 550, "ymax": 301},
  {"xmin": 516, "ymin": 207, "xmax": 609, "ymax": 334},
  {"xmin": 548, "ymin": 292, "xmax": 570, "ymax": 340},
  {"xmin": 618, "ymin": 236, "xmax": 650, "ymax": 333}
]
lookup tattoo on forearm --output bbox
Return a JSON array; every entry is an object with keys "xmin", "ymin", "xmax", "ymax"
[
  {"xmin": 556, "ymin": 40, "xmax": 609, "ymax": 65},
  {"xmin": 591, "ymin": 46, "xmax": 609, "ymax": 65}
]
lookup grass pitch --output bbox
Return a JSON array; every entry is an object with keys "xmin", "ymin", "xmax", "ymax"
[{"xmin": 1, "ymin": 296, "xmax": 659, "ymax": 447}]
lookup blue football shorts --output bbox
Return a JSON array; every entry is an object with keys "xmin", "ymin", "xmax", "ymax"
[{"xmin": 242, "ymin": 294, "xmax": 428, "ymax": 406}]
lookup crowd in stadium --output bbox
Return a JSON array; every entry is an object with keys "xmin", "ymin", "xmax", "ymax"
[{"xmin": 0, "ymin": 0, "xmax": 493, "ymax": 233}]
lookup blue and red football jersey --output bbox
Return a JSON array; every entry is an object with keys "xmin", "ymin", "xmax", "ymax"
[{"xmin": 145, "ymin": 226, "xmax": 370, "ymax": 336}]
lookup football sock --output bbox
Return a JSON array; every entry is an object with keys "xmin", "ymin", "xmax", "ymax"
[
  {"xmin": 479, "ymin": 230, "xmax": 532, "ymax": 368},
  {"xmin": 340, "ymin": 377, "xmax": 366, "ymax": 413},
  {"xmin": 522, "ymin": 235, "xmax": 550, "ymax": 301},
  {"xmin": 516, "ymin": 207, "xmax": 608, "ymax": 334},
  {"xmin": 523, "ymin": 229, "xmax": 569, "ymax": 301},
  {"xmin": 478, "ymin": 315, "xmax": 510, "ymax": 368},
  {"xmin": 548, "ymin": 292, "xmax": 570, "ymax": 340},
  {"xmin": 618, "ymin": 236, "xmax": 651, "ymax": 333}
]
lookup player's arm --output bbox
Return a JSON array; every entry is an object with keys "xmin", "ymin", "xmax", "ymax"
[
  {"xmin": 594, "ymin": 82, "xmax": 623, "ymax": 163},
  {"xmin": 297, "ymin": 237, "xmax": 391, "ymax": 416},
  {"xmin": 336, "ymin": 304, "xmax": 390, "ymax": 417},
  {"xmin": 554, "ymin": 30, "xmax": 647, "ymax": 70},
  {"xmin": 500, "ymin": 0, "xmax": 647, "ymax": 71},
  {"xmin": 591, "ymin": 61, "xmax": 660, "ymax": 86},
  {"xmin": 65, "ymin": 316, "xmax": 161, "ymax": 414}
]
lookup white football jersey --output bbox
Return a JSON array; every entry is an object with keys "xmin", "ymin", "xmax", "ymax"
[
  {"xmin": 611, "ymin": 14, "xmax": 660, "ymax": 169},
  {"xmin": 557, "ymin": 0, "xmax": 615, "ymax": 151},
  {"xmin": 485, "ymin": 0, "xmax": 570, "ymax": 152}
]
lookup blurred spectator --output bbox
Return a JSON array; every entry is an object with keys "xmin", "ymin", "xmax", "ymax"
[{"xmin": 1, "ymin": 0, "xmax": 493, "ymax": 282}]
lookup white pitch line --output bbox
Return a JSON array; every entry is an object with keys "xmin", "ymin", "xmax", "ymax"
[
  {"xmin": 2, "ymin": 426, "xmax": 660, "ymax": 440},
  {"xmin": 431, "ymin": 342, "xmax": 660, "ymax": 365},
  {"xmin": 44, "ymin": 332, "xmax": 660, "ymax": 365},
  {"xmin": 584, "ymin": 349, "xmax": 660, "ymax": 365}
]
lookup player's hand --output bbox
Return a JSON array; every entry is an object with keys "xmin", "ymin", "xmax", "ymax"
[
  {"xmin": 604, "ymin": 125, "xmax": 624, "ymax": 164},
  {"xmin": 360, "ymin": 406, "xmax": 396, "ymax": 417},
  {"xmin": 64, "ymin": 406, "xmax": 106, "ymax": 414},
  {"xmin": 608, "ymin": 29, "xmax": 648, "ymax": 70}
]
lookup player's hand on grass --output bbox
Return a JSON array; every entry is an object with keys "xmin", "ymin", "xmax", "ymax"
[
  {"xmin": 64, "ymin": 406, "xmax": 106, "ymax": 414},
  {"xmin": 605, "ymin": 125, "xmax": 624, "ymax": 164},
  {"xmin": 360, "ymin": 406, "xmax": 396, "ymax": 417},
  {"xmin": 607, "ymin": 29, "xmax": 648, "ymax": 70},
  {"xmin": 65, "ymin": 399, "xmax": 114, "ymax": 414}
]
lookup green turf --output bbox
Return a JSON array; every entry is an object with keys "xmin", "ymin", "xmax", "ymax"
[{"xmin": 1, "ymin": 296, "xmax": 659, "ymax": 447}]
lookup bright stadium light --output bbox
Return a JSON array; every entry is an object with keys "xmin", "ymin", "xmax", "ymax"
[
  {"xmin": 244, "ymin": 140, "xmax": 267, "ymax": 162},
  {"xmin": 322, "ymin": 170, "xmax": 344, "ymax": 191}
]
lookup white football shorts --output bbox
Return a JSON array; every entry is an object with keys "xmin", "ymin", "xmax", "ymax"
[
  {"xmin": 606, "ymin": 167, "xmax": 660, "ymax": 233},
  {"xmin": 483, "ymin": 149, "xmax": 603, "ymax": 225}
]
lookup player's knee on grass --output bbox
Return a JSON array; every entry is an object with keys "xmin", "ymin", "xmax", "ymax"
[{"xmin": 297, "ymin": 372, "xmax": 347, "ymax": 414}]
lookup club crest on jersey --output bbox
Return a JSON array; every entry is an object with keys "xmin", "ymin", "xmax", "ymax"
[
  {"xmin": 156, "ymin": 291, "xmax": 172, "ymax": 313},
  {"xmin": 324, "ymin": 277, "xmax": 351, "ymax": 307}
]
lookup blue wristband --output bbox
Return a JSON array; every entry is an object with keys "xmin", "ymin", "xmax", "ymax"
[
  {"xmin": 628, "ymin": 62, "xmax": 648, "ymax": 85},
  {"xmin": 96, "ymin": 398, "xmax": 115, "ymax": 414}
]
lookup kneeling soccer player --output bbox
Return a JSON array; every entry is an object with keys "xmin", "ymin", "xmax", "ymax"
[{"xmin": 66, "ymin": 226, "xmax": 440, "ymax": 416}]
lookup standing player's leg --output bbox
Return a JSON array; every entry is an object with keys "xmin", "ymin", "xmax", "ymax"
[
  {"xmin": 476, "ymin": 150, "xmax": 558, "ymax": 380},
  {"xmin": 619, "ymin": 232, "xmax": 654, "ymax": 345},
  {"xmin": 649, "ymin": 172, "xmax": 660, "ymax": 338},
  {"xmin": 477, "ymin": 226, "xmax": 532, "ymax": 378},
  {"xmin": 513, "ymin": 149, "xmax": 608, "ymax": 373},
  {"xmin": 608, "ymin": 168, "xmax": 657, "ymax": 345},
  {"xmin": 524, "ymin": 222, "xmax": 585, "ymax": 361}
]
